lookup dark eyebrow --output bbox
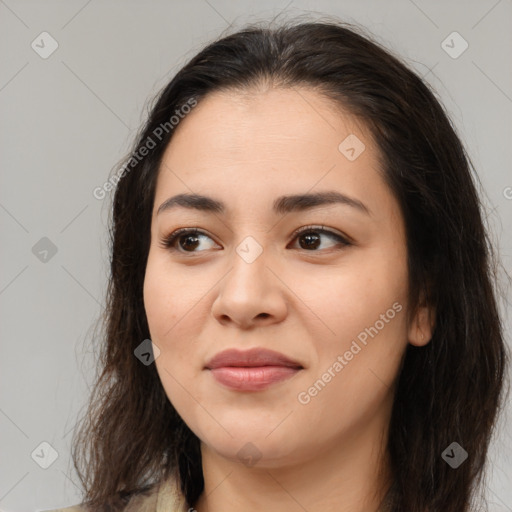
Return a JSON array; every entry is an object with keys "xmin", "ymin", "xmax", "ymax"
[{"xmin": 156, "ymin": 191, "xmax": 371, "ymax": 217}]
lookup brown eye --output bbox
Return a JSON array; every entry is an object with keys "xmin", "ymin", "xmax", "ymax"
[
  {"xmin": 289, "ymin": 226, "xmax": 351, "ymax": 251},
  {"xmin": 161, "ymin": 229, "xmax": 218, "ymax": 253}
]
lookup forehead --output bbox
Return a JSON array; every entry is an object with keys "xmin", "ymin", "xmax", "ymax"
[
  {"xmin": 153, "ymin": 86, "xmax": 394, "ymax": 221},
  {"xmin": 163, "ymin": 86, "xmax": 371, "ymax": 162}
]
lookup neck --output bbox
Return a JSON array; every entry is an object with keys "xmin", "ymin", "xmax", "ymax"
[{"xmin": 194, "ymin": 407, "xmax": 393, "ymax": 512}]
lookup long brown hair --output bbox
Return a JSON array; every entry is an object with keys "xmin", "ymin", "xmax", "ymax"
[{"xmin": 72, "ymin": 17, "xmax": 510, "ymax": 511}]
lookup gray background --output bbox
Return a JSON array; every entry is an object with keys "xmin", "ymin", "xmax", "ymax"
[{"xmin": 1, "ymin": 0, "xmax": 511, "ymax": 510}]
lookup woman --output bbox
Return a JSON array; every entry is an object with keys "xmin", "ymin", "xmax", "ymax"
[{"xmin": 48, "ymin": 18, "xmax": 509, "ymax": 512}]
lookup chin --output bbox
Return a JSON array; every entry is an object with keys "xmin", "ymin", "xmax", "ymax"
[{"xmin": 197, "ymin": 424, "xmax": 305, "ymax": 468}]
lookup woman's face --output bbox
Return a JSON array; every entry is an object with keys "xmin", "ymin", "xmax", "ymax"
[{"xmin": 144, "ymin": 86, "xmax": 426, "ymax": 468}]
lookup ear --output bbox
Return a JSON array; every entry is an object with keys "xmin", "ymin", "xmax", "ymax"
[{"xmin": 408, "ymin": 293, "xmax": 435, "ymax": 347}]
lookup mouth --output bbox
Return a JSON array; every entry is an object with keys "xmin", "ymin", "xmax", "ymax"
[{"xmin": 205, "ymin": 348, "xmax": 304, "ymax": 391}]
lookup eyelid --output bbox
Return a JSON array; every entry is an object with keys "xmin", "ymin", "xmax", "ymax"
[{"xmin": 290, "ymin": 224, "xmax": 352, "ymax": 243}]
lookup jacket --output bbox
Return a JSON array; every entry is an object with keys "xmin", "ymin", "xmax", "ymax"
[
  {"xmin": 41, "ymin": 476, "xmax": 395, "ymax": 512},
  {"xmin": 40, "ymin": 476, "xmax": 189, "ymax": 512}
]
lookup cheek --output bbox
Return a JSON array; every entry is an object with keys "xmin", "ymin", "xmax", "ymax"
[
  {"xmin": 297, "ymin": 262, "xmax": 405, "ymax": 338},
  {"xmin": 143, "ymin": 254, "xmax": 190, "ymax": 339},
  {"xmin": 295, "ymin": 250, "xmax": 409, "ymax": 389},
  {"xmin": 143, "ymin": 254, "xmax": 206, "ymax": 375},
  {"xmin": 143, "ymin": 259, "xmax": 196, "ymax": 411}
]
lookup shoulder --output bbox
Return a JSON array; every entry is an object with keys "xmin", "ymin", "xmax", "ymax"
[{"xmin": 39, "ymin": 474, "xmax": 189, "ymax": 512}]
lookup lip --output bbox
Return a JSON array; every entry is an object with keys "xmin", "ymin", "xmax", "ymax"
[{"xmin": 205, "ymin": 348, "xmax": 303, "ymax": 391}]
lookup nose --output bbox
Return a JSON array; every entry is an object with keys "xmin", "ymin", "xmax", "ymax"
[{"xmin": 210, "ymin": 243, "xmax": 288, "ymax": 329}]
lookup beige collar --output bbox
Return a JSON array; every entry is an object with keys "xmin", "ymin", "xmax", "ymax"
[
  {"xmin": 155, "ymin": 475, "xmax": 189, "ymax": 512},
  {"xmin": 154, "ymin": 476, "xmax": 395, "ymax": 512}
]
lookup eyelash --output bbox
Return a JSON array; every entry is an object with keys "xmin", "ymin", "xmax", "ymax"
[{"xmin": 159, "ymin": 225, "xmax": 351, "ymax": 255}]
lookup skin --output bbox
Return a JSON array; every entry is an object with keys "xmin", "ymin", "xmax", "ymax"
[{"xmin": 143, "ymin": 85, "xmax": 434, "ymax": 512}]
